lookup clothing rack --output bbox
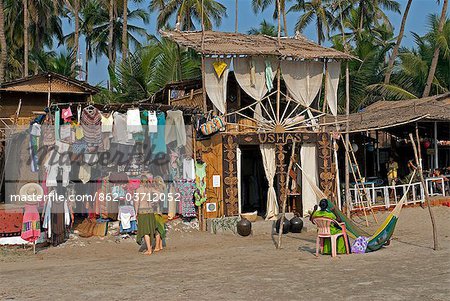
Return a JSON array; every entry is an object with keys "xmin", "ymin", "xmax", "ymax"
[{"xmin": 47, "ymin": 101, "xmax": 201, "ymax": 116}]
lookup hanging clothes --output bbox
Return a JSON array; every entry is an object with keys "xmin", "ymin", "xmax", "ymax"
[
  {"xmin": 29, "ymin": 123, "xmax": 41, "ymax": 172},
  {"xmin": 126, "ymin": 108, "xmax": 143, "ymax": 134},
  {"xmin": 194, "ymin": 162, "xmax": 207, "ymax": 206},
  {"xmin": 42, "ymin": 114, "xmax": 56, "ymax": 146},
  {"xmin": 81, "ymin": 107, "xmax": 103, "ymax": 146},
  {"xmin": 149, "ymin": 112, "xmax": 167, "ymax": 156},
  {"xmin": 148, "ymin": 111, "xmax": 158, "ymax": 133},
  {"xmin": 174, "ymin": 179, "xmax": 196, "ymax": 217},
  {"xmin": 21, "ymin": 203, "xmax": 41, "ymax": 242},
  {"xmin": 112, "ymin": 112, "xmax": 135, "ymax": 145},
  {"xmin": 54, "ymin": 107, "xmax": 61, "ymax": 141},
  {"xmin": 101, "ymin": 112, "xmax": 114, "ymax": 132},
  {"xmin": 165, "ymin": 110, "xmax": 186, "ymax": 147},
  {"xmin": 265, "ymin": 60, "xmax": 274, "ymax": 91},
  {"xmin": 182, "ymin": 158, "xmax": 195, "ymax": 180}
]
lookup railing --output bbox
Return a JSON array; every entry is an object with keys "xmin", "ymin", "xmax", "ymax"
[{"xmin": 349, "ymin": 177, "xmax": 446, "ymax": 211}]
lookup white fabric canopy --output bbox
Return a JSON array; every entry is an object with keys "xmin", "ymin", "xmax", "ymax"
[
  {"xmin": 325, "ymin": 61, "xmax": 341, "ymax": 116},
  {"xmin": 300, "ymin": 143, "xmax": 319, "ymax": 216},
  {"xmin": 204, "ymin": 57, "xmax": 231, "ymax": 114},
  {"xmin": 260, "ymin": 144, "xmax": 278, "ymax": 220},
  {"xmin": 234, "ymin": 57, "xmax": 276, "ymax": 101},
  {"xmin": 281, "ymin": 60, "xmax": 324, "ymax": 107}
]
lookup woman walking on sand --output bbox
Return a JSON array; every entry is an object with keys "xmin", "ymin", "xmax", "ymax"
[{"xmin": 135, "ymin": 175, "xmax": 163, "ymax": 255}]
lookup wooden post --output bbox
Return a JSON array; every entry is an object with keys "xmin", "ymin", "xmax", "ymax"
[
  {"xmin": 344, "ymin": 61, "xmax": 351, "ymax": 217},
  {"xmin": 201, "ymin": 0, "xmax": 207, "ymax": 114},
  {"xmin": 409, "ymin": 133, "xmax": 439, "ymax": 251},
  {"xmin": 277, "ymin": 141, "xmax": 296, "ymax": 249},
  {"xmin": 47, "ymin": 74, "xmax": 52, "ymax": 107}
]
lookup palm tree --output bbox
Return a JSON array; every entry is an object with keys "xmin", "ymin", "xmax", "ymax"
[
  {"xmin": 423, "ymin": 0, "xmax": 449, "ymax": 97},
  {"xmin": 110, "ymin": 38, "xmax": 201, "ymax": 102},
  {"xmin": 289, "ymin": 0, "xmax": 334, "ymax": 45},
  {"xmin": 62, "ymin": 0, "xmax": 82, "ymax": 70},
  {"xmin": 0, "ymin": 0, "xmax": 7, "ymax": 82},
  {"xmin": 64, "ymin": 0, "xmax": 105, "ymax": 81},
  {"xmin": 85, "ymin": 5, "xmax": 150, "ymax": 69},
  {"xmin": 252, "ymin": 0, "xmax": 290, "ymax": 36},
  {"xmin": 31, "ymin": 49, "xmax": 79, "ymax": 77},
  {"xmin": 356, "ymin": 0, "xmax": 400, "ymax": 32},
  {"xmin": 150, "ymin": 0, "xmax": 227, "ymax": 31},
  {"xmin": 248, "ymin": 20, "xmax": 279, "ymax": 37},
  {"xmin": 384, "ymin": 0, "xmax": 413, "ymax": 84}
]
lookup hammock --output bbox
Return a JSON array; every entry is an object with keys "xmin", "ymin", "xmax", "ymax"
[{"xmin": 296, "ymin": 163, "xmax": 416, "ymax": 252}]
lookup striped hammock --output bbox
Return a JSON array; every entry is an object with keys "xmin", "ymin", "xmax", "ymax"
[{"xmin": 297, "ymin": 163, "xmax": 416, "ymax": 252}]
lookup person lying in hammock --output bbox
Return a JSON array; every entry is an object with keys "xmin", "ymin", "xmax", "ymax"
[{"xmin": 310, "ymin": 199, "xmax": 348, "ymax": 255}]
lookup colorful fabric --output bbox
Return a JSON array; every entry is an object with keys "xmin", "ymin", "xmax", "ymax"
[
  {"xmin": 351, "ymin": 236, "xmax": 369, "ymax": 254},
  {"xmin": 0, "ymin": 208, "xmax": 23, "ymax": 237},
  {"xmin": 21, "ymin": 204, "xmax": 41, "ymax": 242},
  {"xmin": 194, "ymin": 162, "xmax": 207, "ymax": 206},
  {"xmin": 312, "ymin": 210, "xmax": 347, "ymax": 255},
  {"xmin": 62, "ymin": 107, "xmax": 73, "ymax": 122},
  {"xmin": 213, "ymin": 61, "xmax": 228, "ymax": 78},
  {"xmin": 175, "ymin": 180, "xmax": 196, "ymax": 217},
  {"xmin": 81, "ymin": 107, "xmax": 103, "ymax": 146}
]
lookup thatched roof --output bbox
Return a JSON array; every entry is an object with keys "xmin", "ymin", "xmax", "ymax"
[
  {"xmin": 0, "ymin": 72, "xmax": 99, "ymax": 95},
  {"xmin": 336, "ymin": 93, "xmax": 450, "ymax": 133},
  {"xmin": 160, "ymin": 30, "xmax": 355, "ymax": 60}
]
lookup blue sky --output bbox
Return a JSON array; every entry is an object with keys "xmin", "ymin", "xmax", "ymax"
[{"xmin": 64, "ymin": 0, "xmax": 441, "ymax": 87}]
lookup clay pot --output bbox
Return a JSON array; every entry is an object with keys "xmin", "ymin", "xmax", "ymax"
[
  {"xmin": 275, "ymin": 218, "xmax": 290, "ymax": 234},
  {"xmin": 237, "ymin": 218, "xmax": 252, "ymax": 237},
  {"xmin": 289, "ymin": 216, "xmax": 303, "ymax": 233}
]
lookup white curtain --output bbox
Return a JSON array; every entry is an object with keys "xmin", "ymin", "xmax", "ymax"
[
  {"xmin": 280, "ymin": 60, "xmax": 324, "ymax": 107},
  {"xmin": 260, "ymin": 144, "xmax": 278, "ymax": 220},
  {"xmin": 204, "ymin": 57, "xmax": 231, "ymax": 114},
  {"xmin": 234, "ymin": 57, "xmax": 276, "ymax": 101},
  {"xmin": 325, "ymin": 61, "xmax": 341, "ymax": 116},
  {"xmin": 300, "ymin": 143, "xmax": 319, "ymax": 216}
]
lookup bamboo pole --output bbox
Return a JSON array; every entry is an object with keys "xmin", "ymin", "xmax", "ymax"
[
  {"xmin": 409, "ymin": 132, "xmax": 439, "ymax": 251},
  {"xmin": 277, "ymin": 141, "xmax": 296, "ymax": 249}
]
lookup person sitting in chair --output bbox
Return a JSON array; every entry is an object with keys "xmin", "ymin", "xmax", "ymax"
[{"xmin": 310, "ymin": 199, "xmax": 347, "ymax": 255}]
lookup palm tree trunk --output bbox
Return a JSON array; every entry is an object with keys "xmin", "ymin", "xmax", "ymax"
[
  {"xmin": 423, "ymin": 0, "xmax": 448, "ymax": 97},
  {"xmin": 282, "ymin": 2, "xmax": 288, "ymax": 36},
  {"xmin": 107, "ymin": 0, "xmax": 114, "ymax": 91},
  {"xmin": 23, "ymin": 0, "xmax": 29, "ymax": 77},
  {"xmin": 317, "ymin": 19, "xmax": 322, "ymax": 45},
  {"xmin": 235, "ymin": 0, "xmax": 238, "ymax": 33},
  {"xmin": 122, "ymin": 0, "xmax": 128, "ymax": 60},
  {"xmin": 0, "ymin": 0, "xmax": 7, "ymax": 82},
  {"xmin": 384, "ymin": 0, "xmax": 413, "ymax": 84},
  {"xmin": 359, "ymin": 0, "xmax": 364, "ymax": 32},
  {"xmin": 108, "ymin": 0, "xmax": 114, "ymax": 68},
  {"xmin": 85, "ymin": 41, "xmax": 89, "ymax": 82},
  {"xmin": 73, "ymin": 0, "xmax": 80, "ymax": 72}
]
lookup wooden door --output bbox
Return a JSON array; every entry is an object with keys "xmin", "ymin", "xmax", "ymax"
[{"xmin": 197, "ymin": 134, "xmax": 223, "ymax": 219}]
